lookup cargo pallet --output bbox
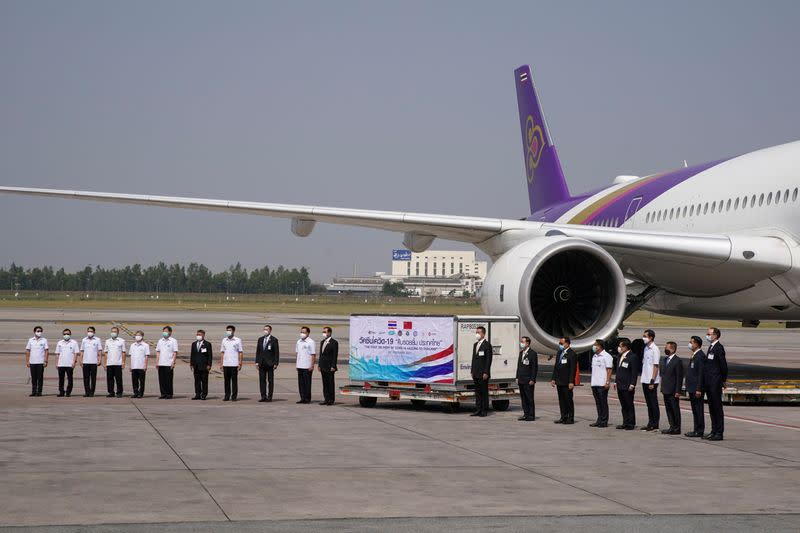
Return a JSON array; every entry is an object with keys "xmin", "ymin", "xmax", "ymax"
[{"xmin": 341, "ymin": 381, "xmax": 518, "ymax": 413}]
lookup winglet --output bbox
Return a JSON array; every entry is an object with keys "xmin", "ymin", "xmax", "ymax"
[{"xmin": 515, "ymin": 65, "xmax": 571, "ymax": 214}]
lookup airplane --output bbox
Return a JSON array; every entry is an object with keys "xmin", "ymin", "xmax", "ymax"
[{"xmin": 2, "ymin": 64, "xmax": 800, "ymax": 353}]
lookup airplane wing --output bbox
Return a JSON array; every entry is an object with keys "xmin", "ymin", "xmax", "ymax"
[{"xmin": 0, "ymin": 186, "xmax": 792, "ymax": 296}]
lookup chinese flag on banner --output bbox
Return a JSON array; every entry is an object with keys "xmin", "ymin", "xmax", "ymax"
[{"xmin": 403, "ymin": 321, "xmax": 413, "ymax": 330}]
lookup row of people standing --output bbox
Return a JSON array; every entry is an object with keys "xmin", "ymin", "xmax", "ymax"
[{"xmin": 24, "ymin": 324, "xmax": 339, "ymax": 404}]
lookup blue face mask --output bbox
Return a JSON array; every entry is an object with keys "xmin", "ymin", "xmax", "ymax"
[
  {"xmin": 163, "ymin": 332, "xmax": 170, "ymax": 338},
  {"xmin": 591, "ymin": 345, "xmax": 598, "ymax": 353},
  {"xmin": 558, "ymin": 343, "xmax": 564, "ymax": 351},
  {"xmin": 705, "ymin": 335, "xmax": 712, "ymax": 342}
]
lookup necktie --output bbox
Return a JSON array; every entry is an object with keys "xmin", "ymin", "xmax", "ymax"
[{"xmin": 263, "ymin": 336, "xmax": 268, "ymax": 350}]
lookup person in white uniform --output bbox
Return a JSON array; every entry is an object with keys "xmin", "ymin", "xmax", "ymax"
[
  {"xmin": 156, "ymin": 326, "xmax": 179, "ymax": 399},
  {"xmin": 79, "ymin": 326, "xmax": 103, "ymax": 397},
  {"xmin": 589, "ymin": 339, "xmax": 614, "ymax": 428},
  {"xmin": 25, "ymin": 326, "xmax": 49, "ymax": 396},
  {"xmin": 129, "ymin": 331, "xmax": 150, "ymax": 398},
  {"xmin": 55, "ymin": 328, "xmax": 80, "ymax": 397},
  {"xmin": 295, "ymin": 326, "xmax": 316, "ymax": 404},
  {"xmin": 103, "ymin": 327, "xmax": 126, "ymax": 397},
  {"xmin": 640, "ymin": 329, "xmax": 662, "ymax": 431},
  {"xmin": 219, "ymin": 325, "xmax": 244, "ymax": 401}
]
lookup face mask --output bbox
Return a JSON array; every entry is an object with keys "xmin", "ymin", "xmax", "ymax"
[
  {"xmin": 87, "ymin": 332, "xmax": 94, "ymax": 338},
  {"xmin": 642, "ymin": 337, "xmax": 649, "ymax": 344},
  {"xmin": 135, "ymin": 335, "xmax": 143, "ymax": 342},
  {"xmin": 687, "ymin": 344, "xmax": 693, "ymax": 350},
  {"xmin": 475, "ymin": 333, "xmax": 481, "ymax": 340},
  {"xmin": 226, "ymin": 331, "xmax": 233, "ymax": 337},
  {"xmin": 664, "ymin": 349, "xmax": 672, "ymax": 356},
  {"xmin": 34, "ymin": 331, "xmax": 42, "ymax": 338},
  {"xmin": 705, "ymin": 335, "xmax": 712, "ymax": 342},
  {"xmin": 162, "ymin": 332, "xmax": 170, "ymax": 338},
  {"xmin": 196, "ymin": 335, "xmax": 203, "ymax": 341},
  {"xmin": 591, "ymin": 345, "xmax": 598, "ymax": 353},
  {"xmin": 558, "ymin": 343, "xmax": 564, "ymax": 350},
  {"xmin": 264, "ymin": 330, "xmax": 270, "ymax": 335},
  {"xmin": 322, "ymin": 332, "xmax": 329, "ymax": 339},
  {"xmin": 519, "ymin": 342, "xmax": 526, "ymax": 349},
  {"xmin": 300, "ymin": 333, "xmax": 307, "ymax": 340},
  {"xmin": 110, "ymin": 332, "xmax": 118, "ymax": 339},
  {"xmin": 63, "ymin": 334, "xmax": 71, "ymax": 341}
]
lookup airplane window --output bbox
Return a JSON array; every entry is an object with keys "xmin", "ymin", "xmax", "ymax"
[
  {"xmin": 775, "ymin": 190, "xmax": 781, "ymax": 204},
  {"xmin": 669, "ymin": 208, "xmax": 674, "ymax": 220},
  {"xmin": 689, "ymin": 205, "xmax": 695, "ymax": 216},
  {"xmin": 682, "ymin": 206, "xmax": 687, "ymax": 218},
  {"xmin": 615, "ymin": 218, "xmax": 619, "ymax": 226},
  {"xmin": 759, "ymin": 193, "xmax": 764, "ymax": 206},
  {"xmin": 726, "ymin": 199, "xmax": 731, "ymax": 211},
  {"xmin": 710, "ymin": 202, "xmax": 716, "ymax": 214},
  {"xmin": 743, "ymin": 196, "xmax": 748, "ymax": 208},
  {"xmin": 767, "ymin": 192, "xmax": 773, "ymax": 205},
  {"xmin": 752, "ymin": 194, "xmax": 757, "ymax": 206},
  {"xmin": 784, "ymin": 189, "xmax": 790, "ymax": 203},
  {"xmin": 794, "ymin": 188, "xmax": 798, "ymax": 201},
  {"xmin": 734, "ymin": 197, "xmax": 740, "ymax": 210},
  {"xmin": 704, "ymin": 203, "xmax": 709, "ymax": 214}
]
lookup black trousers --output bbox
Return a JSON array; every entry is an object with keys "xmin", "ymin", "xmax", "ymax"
[
  {"xmin": 194, "ymin": 370, "xmax": 209, "ymax": 398},
  {"xmin": 157, "ymin": 366, "xmax": 174, "ymax": 397},
  {"xmin": 223, "ymin": 366, "xmax": 239, "ymax": 399},
  {"xmin": 297, "ymin": 368, "xmax": 312, "ymax": 402},
  {"xmin": 473, "ymin": 376, "xmax": 489, "ymax": 414},
  {"xmin": 258, "ymin": 364, "xmax": 275, "ymax": 399},
  {"xmin": 131, "ymin": 369, "xmax": 146, "ymax": 396},
  {"xmin": 58, "ymin": 367, "xmax": 74, "ymax": 395},
  {"xmin": 663, "ymin": 393, "xmax": 681, "ymax": 430},
  {"xmin": 705, "ymin": 383, "xmax": 724, "ymax": 435},
  {"xmin": 556, "ymin": 385, "xmax": 574, "ymax": 421},
  {"xmin": 321, "ymin": 369, "xmax": 336, "ymax": 404},
  {"xmin": 106, "ymin": 365, "xmax": 123, "ymax": 395},
  {"xmin": 29, "ymin": 363, "xmax": 44, "ymax": 395},
  {"xmin": 618, "ymin": 387, "xmax": 636, "ymax": 426},
  {"xmin": 592, "ymin": 386, "xmax": 609, "ymax": 424},
  {"xmin": 519, "ymin": 382, "xmax": 535, "ymax": 418},
  {"xmin": 82, "ymin": 363, "xmax": 97, "ymax": 395},
  {"xmin": 689, "ymin": 392, "xmax": 705, "ymax": 434},
  {"xmin": 642, "ymin": 384, "xmax": 661, "ymax": 427}
]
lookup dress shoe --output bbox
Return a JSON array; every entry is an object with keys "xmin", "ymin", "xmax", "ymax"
[
  {"xmin": 702, "ymin": 433, "xmax": 713, "ymax": 439},
  {"xmin": 65, "ymin": 393, "xmax": 71, "ymax": 397},
  {"xmin": 258, "ymin": 398, "xmax": 268, "ymax": 403},
  {"xmin": 647, "ymin": 426, "xmax": 659, "ymax": 432},
  {"xmin": 624, "ymin": 425, "xmax": 636, "ymax": 430},
  {"xmin": 518, "ymin": 416, "xmax": 528, "ymax": 421},
  {"xmin": 478, "ymin": 413, "xmax": 487, "ymax": 417},
  {"xmin": 563, "ymin": 419, "xmax": 574, "ymax": 425},
  {"xmin": 470, "ymin": 412, "xmax": 481, "ymax": 417},
  {"xmin": 670, "ymin": 429, "xmax": 682, "ymax": 435},
  {"xmin": 596, "ymin": 423, "xmax": 608, "ymax": 428},
  {"xmin": 684, "ymin": 431, "xmax": 700, "ymax": 437},
  {"xmin": 661, "ymin": 428, "xmax": 673, "ymax": 434},
  {"xmin": 116, "ymin": 393, "xmax": 123, "ymax": 398},
  {"xmin": 29, "ymin": 393, "xmax": 36, "ymax": 397},
  {"xmin": 107, "ymin": 393, "xmax": 115, "ymax": 398},
  {"xmin": 166, "ymin": 395, "xmax": 173, "ymax": 399},
  {"xmin": 57, "ymin": 393, "xmax": 65, "ymax": 397},
  {"xmin": 589, "ymin": 422, "xmax": 599, "ymax": 427},
  {"xmin": 554, "ymin": 419, "xmax": 564, "ymax": 424},
  {"xmin": 200, "ymin": 395, "xmax": 207, "ymax": 400},
  {"xmin": 707, "ymin": 434, "xmax": 723, "ymax": 441},
  {"xmin": 159, "ymin": 395, "xmax": 166, "ymax": 399},
  {"xmin": 89, "ymin": 393, "xmax": 94, "ymax": 397},
  {"xmin": 231, "ymin": 397, "xmax": 238, "ymax": 402},
  {"xmin": 296, "ymin": 400, "xmax": 305, "ymax": 404},
  {"xmin": 615, "ymin": 424, "xmax": 626, "ymax": 429},
  {"xmin": 223, "ymin": 397, "xmax": 230, "ymax": 402},
  {"xmin": 319, "ymin": 402, "xmax": 328, "ymax": 405},
  {"xmin": 191, "ymin": 396, "xmax": 200, "ymax": 400},
  {"xmin": 266, "ymin": 398, "xmax": 272, "ymax": 402},
  {"xmin": 640, "ymin": 425, "xmax": 652, "ymax": 431}
]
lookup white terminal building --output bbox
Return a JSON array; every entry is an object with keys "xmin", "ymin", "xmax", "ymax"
[{"xmin": 326, "ymin": 250, "xmax": 487, "ymax": 297}]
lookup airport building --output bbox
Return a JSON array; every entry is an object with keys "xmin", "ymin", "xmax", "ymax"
[{"xmin": 326, "ymin": 250, "xmax": 487, "ymax": 297}]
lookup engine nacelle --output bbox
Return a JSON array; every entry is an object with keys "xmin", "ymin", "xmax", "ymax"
[{"xmin": 481, "ymin": 236, "xmax": 626, "ymax": 353}]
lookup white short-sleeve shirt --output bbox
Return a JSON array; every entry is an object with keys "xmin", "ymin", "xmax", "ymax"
[
  {"xmin": 220, "ymin": 336, "xmax": 243, "ymax": 367},
  {"xmin": 104, "ymin": 338, "xmax": 126, "ymax": 366},
  {"xmin": 56, "ymin": 339, "xmax": 80, "ymax": 367},
  {"xmin": 80, "ymin": 336, "xmax": 103, "ymax": 364},
  {"xmin": 590, "ymin": 350, "xmax": 614, "ymax": 387},
  {"xmin": 26, "ymin": 337, "xmax": 49, "ymax": 364},
  {"xmin": 295, "ymin": 337, "xmax": 316, "ymax": 369},
  {"xmin": 156, "ymin": 337, "xmax": 179, "ymax": 366},
  {"xmin": 129, "ymin": 341, "xmax": 150, "ymax": 369},
  {"xmin": 641, "ymin": 343, "xmax": 662, "ymax": 384}
]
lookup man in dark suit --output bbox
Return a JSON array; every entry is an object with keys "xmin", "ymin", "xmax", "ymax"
[
  {"xmin": 255, "ymin": 324, "xmax": 279, "ymax": 402},
  {"xmin": 703, "ymin": 327, "xmax": 728, "ymax": 440},
  {"xmin": 684, "ymin": 335, "xmax": 706, "ymax": 437},
  {"xmin": 516, "ymin": 336, "xmax": 537, "ymax": 421},
  {"xmin": 659, "ymin": 341, "xmax": 684, "ymax": 435},
  {"xmin": 190, "ymin": 329, "xmax": 212, "ymax": 400},
  {"xmin": 550, "ymin": 337, "xmax": 577, "ymax": 424},
  {"xmin": 318, "ymin": 326, "xmax": 338, "ymax": 405},
  {"xmin": 614, "ymin": 338, "xmax": 639, "ymax": 430},
  {"xmin": 471, "ymin": 326, "xmax": 492, "ymax": 417}
]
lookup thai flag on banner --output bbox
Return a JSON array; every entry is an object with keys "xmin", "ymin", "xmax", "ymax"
[{"xmin": 387, "ymin": 321, "xmax": 397, "ymax": 329}]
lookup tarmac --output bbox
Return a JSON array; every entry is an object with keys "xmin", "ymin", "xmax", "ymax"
[{"xmin": 1, "ymin": 308, "xmax": 800, "ymax": 532}]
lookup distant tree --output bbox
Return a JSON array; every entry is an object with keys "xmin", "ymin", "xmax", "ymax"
[{"xmin": 382, "ymin": 281, "xmax": 408, "ymax": 296}]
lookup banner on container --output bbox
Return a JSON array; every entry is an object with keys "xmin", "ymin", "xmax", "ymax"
[{"xmin": 349, "ymin": 315, "xmax": 454, "ymax": 383}]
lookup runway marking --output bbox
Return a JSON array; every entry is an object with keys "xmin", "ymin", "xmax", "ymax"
[{"xmin": 628, "ymin": 398, "xmax": 800, "ymax": 432}]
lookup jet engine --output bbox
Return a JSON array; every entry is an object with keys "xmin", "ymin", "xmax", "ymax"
[{"xmin": 481, "ymin": 236, "xmax": 626, "ymax": 352}]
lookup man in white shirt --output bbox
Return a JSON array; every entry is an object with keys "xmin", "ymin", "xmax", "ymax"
[
  {"xmin": 103, "ymin": 327, "xmax": 126, "ymax": 397},
  {"xmin": 156, "ymin": 326, "xmax": 179, "ymax": 399},
  {"xmin": 129, "ymin": 330, "xmax": 150, "ymax": 398},
  {"xmin": 55, "ymin": 328, "xmax": 80, "ymax": 397},
  {"xmin": 640, "ymin": 329, "xmax": 662, "ymax": 431},
  {"xmin": 25, "ymin": 326, "xmax": 48, "ymax": 396},
  {"xmin": 79, "ymin": 326, "xmax": 103, "ymax": 397},
  {"xmin": 589, "ymin": 339, "xmax": 614, "ymax": 427},
  {"xmin": 219, "ymin": 325, "xmax": 244, "ymax": 402},
  {"xmin": 295, "ymin": 326, "xmax": 316, "ymax": 404}
]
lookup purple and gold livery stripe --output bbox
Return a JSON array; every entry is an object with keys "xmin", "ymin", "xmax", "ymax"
[{"xmin": 564, "ymin": 158, "xmax": 728, "ymax": 226}]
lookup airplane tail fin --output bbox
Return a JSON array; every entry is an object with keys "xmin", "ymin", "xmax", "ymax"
[{"xmin": 514, "ymin": 65, "xmax": 570, "ymax": 214}]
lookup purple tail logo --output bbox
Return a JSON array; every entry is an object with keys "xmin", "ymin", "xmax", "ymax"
[{"xmin": 525, "ymin": 115, "xmax": 545, "ymax": 183}]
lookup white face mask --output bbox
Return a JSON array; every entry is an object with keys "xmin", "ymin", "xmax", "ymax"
[
  {"xmin": 519, "ymin": 342, "xmax": 526, "ymax": 349},
  {"xmin": 688, "ymin": 343, "xmax": 693, "ymax": 350},
  {"xmin": 63, "ymin": 334, "xmax": 71, "ymax": 341},
  {"xmin": 134, "ymin": 335, "xmax": 143, "ymax": 342},
  {"xmin": 196, "ymin": 335, "xmax": 203, "ymax": 341},
  {"xmin": 226, "ymin": 331, "xmax": 233, "ymax": 337},
  {"xmin": 264, "ymin": 330, "xmax": 270, "ymax": 335},
  {"xmin": 34, "ymin": 331, "xmax": 42, "ymax": 338},
  {"xmin": 300, "ymin": 333, "xmax": 307, "ymax": 340},
  {"xmin": 642, "ymin": 337, "xmax": 649, "ymax": 344},
  {"xmin": 110, "ymin": 332, "xmax": 118, "ymax": 339},
  {"xmin": 87, "ymin": 331, "xmax": 94, "ymax": 338},
  {"xmin": 322, "ymin": 332, "xmax": 329, "ymax": 339},
  {"xmin": 475, "ymin": 333, "xmax": 482, "ymax": 340}
]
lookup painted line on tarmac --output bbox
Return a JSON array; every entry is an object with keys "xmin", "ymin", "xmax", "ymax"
[{"xmin": 629, "ymin": 398, "xmax": 800, "ymax": 431}]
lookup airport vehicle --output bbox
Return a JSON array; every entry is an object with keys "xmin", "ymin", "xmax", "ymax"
[
  {"xmin": 3, "ymin": 64, "xmax": 800, "ymax": 353},
  {"xmin": 341, "ymin": 315, "xmax": 520, "ymax": 412}
]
